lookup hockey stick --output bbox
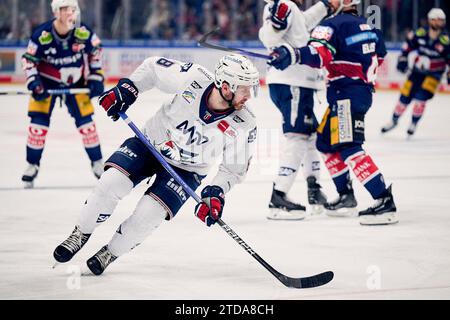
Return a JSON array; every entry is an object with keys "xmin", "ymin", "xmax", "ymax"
[
  {"xmin": 118, "ymin": 111, "xmax": 334, "ymax": 289},
  {"xmin": 0, "ymin": 88, "xmax": 90, "ymax": 96},
  {"xmin": 198, "ymin": 28, "xmax": 272, "ymax": 60}
]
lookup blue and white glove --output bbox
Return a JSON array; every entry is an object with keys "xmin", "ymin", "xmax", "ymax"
[
  {"xmin": 194, "ymin": 186, "xmax": 225, "ymax": 227},
  {"xmin": 98, "ymin": 78, "xmax": 139, "ymax": 121},
  {"xmin": 268, "ymin": 44, "xmax": 301, "ymax": 71},
  {"xmin": 27, "ymin": 75, "xmax": 50, "ymax": 101},
  {"xmin": 269, "ymin": 0, "xmax": 291, "ymax": 31}
]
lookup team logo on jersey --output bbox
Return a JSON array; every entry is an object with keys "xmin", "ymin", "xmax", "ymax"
[
  {"xmin": 232, "ymin": 115, "xmax": 244, "ymax": 123},
  {"xmin": 217, "ymin": 120, "xmax": 237, "ymax": 138},
  {"xmin": 182, "ymin": 90, "xmax": 197, "ymax": 104},
  {"xmin": 203, "ymin": 111, "xmax": 212, "ymax": 121},
  {"xmin": 190, "ymin": 81, "xmax": 202, "ymax": 90}
]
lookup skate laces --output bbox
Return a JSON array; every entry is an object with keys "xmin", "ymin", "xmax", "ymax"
[
  {"xmin": 62, "ymin": 227, "xmax": 89, "ymax": 253},
  {"xmin": 96, "ymin": 246, "xmax": 117, "ymax": 269}
]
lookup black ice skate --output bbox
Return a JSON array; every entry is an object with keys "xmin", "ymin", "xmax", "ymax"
[
  {"xmin": 407, "ymin": 122, "xmax": 417, "ymax": 136},
  {"xmin": 324, "ymin": 187, "xmax": 358, "ymax": 217},
  {"xmin": 380, "ymin": 119, "xmax": 398, "ymax": 134},
  {"xmin": 53, "ymin": 225, "xmax": 91, "ymax": 263},
  {"xmin": 359, "ymin": 185, "xmax": 398, "ymax": 225},
  {"xmin": 86, "ymin": 245, "xmax": 118, "ymax": 275},
  {"xmin": 21, "ymin": 163, "xmax": 39, "ymax": 189},
  {"xmin": 307, "ymin": 176, "xmax": 327, "ymax": 215},
  {"xmin": 91, "ymin": 159, "xmax": 104, "ymax": 179},
  {"xmin": 268, "ymin": 184, "xmax": 306, "ymax": 220}
]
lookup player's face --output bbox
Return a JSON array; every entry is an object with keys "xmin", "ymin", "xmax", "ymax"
[
  {"xmin": 57, "ymin": 6, "xmax": 77, "ymax": 29},
  {"xmin": 429, "ymin": 18, "xmax": 446, "ymax": 31},
  {"xmin": 232, "ymin": 85, "xmax": 252, "ymax": 110}
]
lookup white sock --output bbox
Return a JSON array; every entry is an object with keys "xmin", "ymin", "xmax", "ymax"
[
  {"xmin": 78, "ymin": 168, "xmax": 133, "ymax": 234},
  {"xmin": 274, "ymin": 132, "xmax": 309, "ymax": 193},
  {"xmin": 108, "ymin": 195, "xmax": 167, "ymax": 257},
  {"xmin": 301, "ymin": 134, "xmax": 321, "ymax": 180}
]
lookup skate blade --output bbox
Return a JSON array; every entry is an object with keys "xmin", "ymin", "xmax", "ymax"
[
  {"xmin": 359, "ymin": 212, "xmax": 399, "ymax": 226},
  {"xmin": 307, "ymin": 205, "xmax": 325, "ymax": 215},
  {"xmin": 267, "ymin": 208, "xmax": 306, "ymax": 220},
  {"xmin": 326, "ymin": 207, "xmax": 357, "ymax": 217}
]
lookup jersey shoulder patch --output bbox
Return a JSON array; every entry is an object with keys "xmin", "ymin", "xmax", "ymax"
[
  {"xmin": 439, "ymin": 34, "xmax": 449, "ymax": 46},
  {"xmin": 415, "ymin": 28, "xmax": 426, "ymax": 37},
  {"xmin": 310, "ymin": 25, "xmax": 334, "ymax": 41},
  {"xmin": 38, "ymin": 30, "xmax": 53, "ymax": 45},
  {"xmin": 74, "ymin": 26, "xmax": 91, "ymax": 41}
]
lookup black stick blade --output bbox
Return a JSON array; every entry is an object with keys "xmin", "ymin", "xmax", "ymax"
[{"xmin": 279, "ymin": 271, "xmax": 334, "ymax": 289}]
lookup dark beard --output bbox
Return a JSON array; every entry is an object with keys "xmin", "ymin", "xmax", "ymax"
[{"xmin": 430, "ymin": 25, "xmax": 443, "ymax": 32}]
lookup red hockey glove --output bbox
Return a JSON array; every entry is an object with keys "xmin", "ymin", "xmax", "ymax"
[
  {"xmin": 194, "ymin": 186, "xmax": 225, "ymax": 227},
  {"xmin": 98, "ymin": 78, "xmax": 138, "ymax": 121}
]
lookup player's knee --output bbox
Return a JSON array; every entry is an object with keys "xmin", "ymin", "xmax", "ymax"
[
  {"xmin": 131, "ymin": 195, "xmax": 167, "ymax": 234},
  {"xmin": 95, "ymin": 167, "xmax": 133, "ymax": 201},
  {"xmin": 339, "ymin": 145, "xmax": 364, "ymax": 162}
]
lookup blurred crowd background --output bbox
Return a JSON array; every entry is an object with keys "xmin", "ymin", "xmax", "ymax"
[{"xmin": 0, "ymin": 0, "xmax": 448, "ymax": 44}]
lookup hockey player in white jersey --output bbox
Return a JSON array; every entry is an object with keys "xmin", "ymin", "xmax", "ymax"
[
  {"xmin": 259, "ymin": 0, "xmax": 339, "ymax": 220},
  {"xmin": 53, "ymin": 54, "xmax": 259, "ymax": 275}
]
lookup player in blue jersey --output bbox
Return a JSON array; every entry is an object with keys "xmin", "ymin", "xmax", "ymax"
[
  {"xmin": 268, "ymin": 0, "xmax": 398, "ymax": 225},
  {"xmin": 381, "ymin": 8, "xmax": 449, "ymax": 137},
  {"xmin": 21, "ymin": 0, "xmax": 105, "ymax": 188}
]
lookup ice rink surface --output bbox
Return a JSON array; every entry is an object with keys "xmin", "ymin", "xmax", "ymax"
[{"xmin": 1, "ymin": 84, "xmax": 449, "ymax": 300}]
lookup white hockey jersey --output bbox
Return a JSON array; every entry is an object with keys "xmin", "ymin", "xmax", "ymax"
[
  {"xmin": 129, "ymin": 56, "xmax": 257, "ymax": 194},
  {"xmin": 259, "ymin": 0, "xmax": 328, "ymax": 89}
]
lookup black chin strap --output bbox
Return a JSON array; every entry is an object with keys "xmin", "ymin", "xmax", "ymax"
[{"xmin": 219, "ymin": 88, "xmax": 235, "ymax": 108}]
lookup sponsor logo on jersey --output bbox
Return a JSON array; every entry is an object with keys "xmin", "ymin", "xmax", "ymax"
[
  {"xmin": 74, "ymin": 26, "xmax": 91, "ymax": 40},
  {"xmin": 278, "ymin": 167, "xmax": 296, "ymax": 176},
  {"xmin": 355, "ymin": 120, "xmax": 365, "ymax": 129},
  {"xmin": 91, "ymin": 34, "xmax": 101, "ymax": 47},
  {"xmin": 337, "ymin": 100, "xmax": 353, "ymax": 143},
  {"xmin": 166, "ymin": 178, "xmax": 187, "ymax": 201},
  {"xmin": 96, "ymin": 214, "xmax": 111, "ymax": 223},
  {"xmin": 197, "ymin": 67, "xmax": 214, "ymax": 81},
  {"xmin": 217, "ymin": 120, "xmax": 237, "ymax": 138},
  {"xmin": 176, "ymin": 120, "xmax": 209, "ymax": 145},
  {"xmin": 180, "ymin": 62, "xmax": 193, "ymax": 72},
  {"xmin": 359, "ymin": 24, "xmax": 372, "ymax": 31},
  {"xmin": 248, "ymin": 127, "xmax": 257, "ymax": 143},
  {"xmin": 232, "ymin": 115, "xmax": 244, "ymax": 123},
  {"xmin": 182, "ymin": 90, "xmax": 197, "ymax": 104},
  {"xmin": 190, "ymin": 81, "xmax": 202, "ymax": 90},
  {"xmin": 117, "ymin": 145, "xmax": 137, "ymax": 159},
  {"xmin": 46, "ymin": 53, "xmax": 83, "ymax": 66},
  {"xmin": 311, "ymin": 26, "xmax": 334, "ymax": 41},
  {"xmin": 44, "ymin": 47, "xmax": 57, "ymax": 55},
  {"xmin": 362, "ymin": 42, "xmax": 376, "ymax": 54},
  {"xmin": 38, "ymin": 31, "xmax": 53, "ymax": 45},
  {"xmin": 418, "ymin": 39, "xmax": 426, "ymax": 45},
  {"xmin": 27, "ymin": 41, "xmax": 38, "ymax": 55},
  {"xmin": 72, "ymin": 43, "xmax": 86, "ymax": 52}
]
